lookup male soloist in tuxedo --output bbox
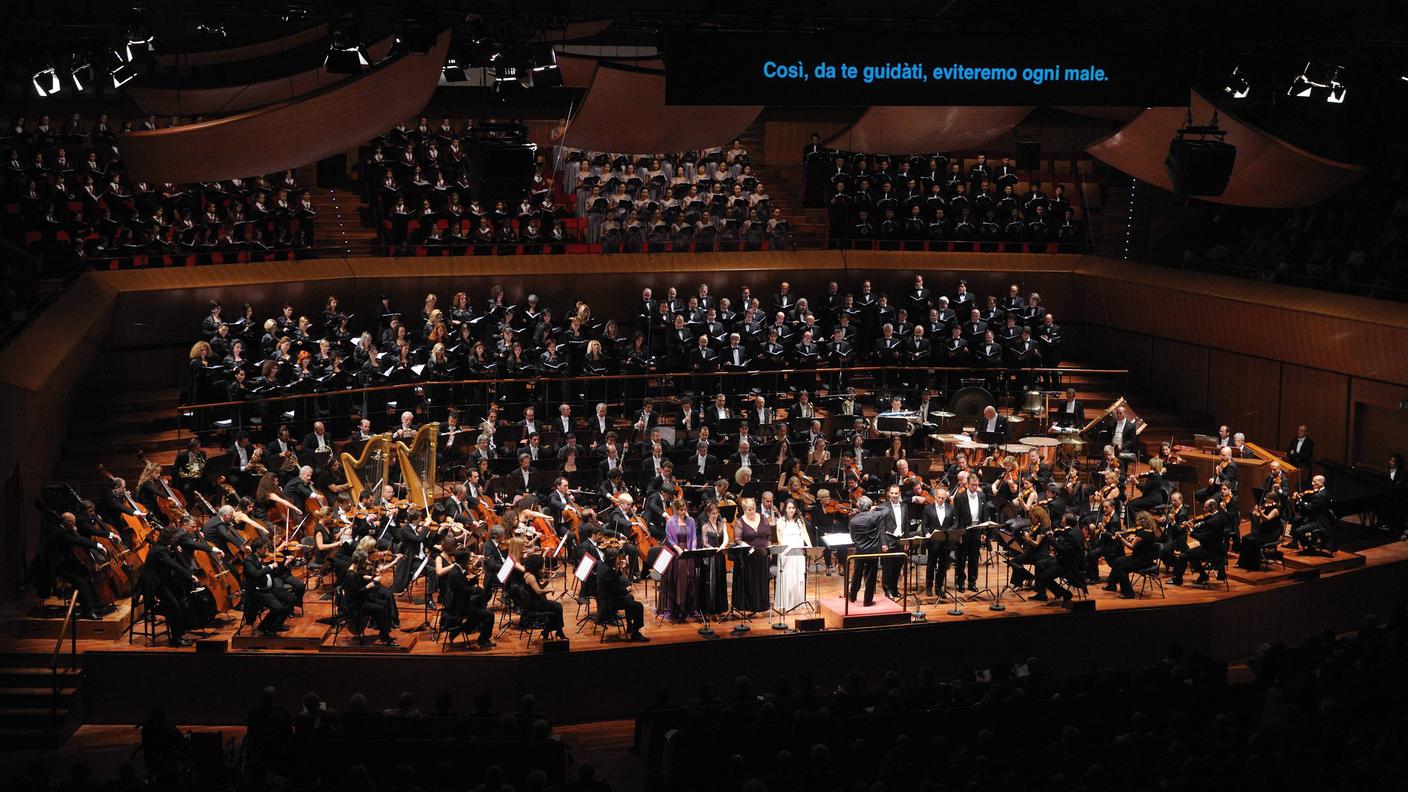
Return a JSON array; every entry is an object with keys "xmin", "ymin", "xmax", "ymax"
[
  {"xmin": 921, "ymin": 487, "xmax": 957, "ymax": 594},
  {"xmin": 954, "ymin": 477, "xmax": 989, "ymax": 591}
]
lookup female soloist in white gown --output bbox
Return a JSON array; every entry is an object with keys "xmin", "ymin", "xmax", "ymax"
[{"xmin": 773, "ymin": 500, "xmax": 812, "ymax": 613}]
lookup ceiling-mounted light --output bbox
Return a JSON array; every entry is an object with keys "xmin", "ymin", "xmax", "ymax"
[
  {"xmin": 1288, "ymin": 60, "xmax": 1346, "ymax": 104},
  {"xmin": 1222, "ymin": 66, "xmax": 1250, "ymax": 100},
  {"xmin": 32, "ymin": 66, "xmax": 61, "ymax": 97},
  {"xmin": 70, "ymin": 54, "xmax": 94, "ymax": 91}
]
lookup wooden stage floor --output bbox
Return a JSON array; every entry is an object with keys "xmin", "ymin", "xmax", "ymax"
[{"xmin": 5, "ymin": 540, "xmax": 1399, "ymax": 661}]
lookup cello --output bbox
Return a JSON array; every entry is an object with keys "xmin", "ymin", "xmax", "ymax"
[{"xmin": 138, "ymin": 451, "xmax": 187, "ymax": 527}]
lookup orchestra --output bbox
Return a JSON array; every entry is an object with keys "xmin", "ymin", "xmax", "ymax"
[{"xmin": 27, "ymin": 272, "xmax": 1390, "ymax": 654}]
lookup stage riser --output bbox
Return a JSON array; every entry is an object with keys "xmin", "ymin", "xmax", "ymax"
[{"xmin": 76, "ymin": 554, "xmax": 1408, "ymax": 727}]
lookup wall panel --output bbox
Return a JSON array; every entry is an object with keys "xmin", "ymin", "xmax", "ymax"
[
  {"xmin": 1278, "ymin": 365, "xmax": 1349, "ymax": 467},
  {"xmin": 1349, "ymin": 378, "xmax": 1408, "ymax": 466},
  {"xmin": 1208, "ymin": 351, "xmax": 1280, "ymax": 447},
  {"xmin": 1149, "ymin": 338, "xmax": 1209, "ymax": 415}
]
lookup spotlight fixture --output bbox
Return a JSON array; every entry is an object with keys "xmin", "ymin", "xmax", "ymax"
[
  {"xmin": 326, "ymin": 18, "xmax": 370, "ymax": 73},
  {"xmin": 32, "ymin": 66, "xmax": 61, "ymax": 97},
  {"xmin": 1165, "ymin": 112, "xmax": 1236, "ymax": 198},
  {"xmin": 1222, "ymin": 66, "xmax": 1250, "ymax": 100},
  {"xmin": 70, "ymin": 54, "xmax": 94, "ymax": 91},
  {"xmin": 1287, "ymin": 60, "xmax": 1345, "ymax": 104},
  {"xmin": 441, "ymin": 57, "xmax": 469, "ymax": 84},
  {"xmin": 529, "ymin": 44, "xmax": 557, "ymax": 73}
]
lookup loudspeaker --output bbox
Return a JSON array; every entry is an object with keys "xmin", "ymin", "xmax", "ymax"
[
  {"xmin": 1291, "ymin": 569, "xmax": 1321, "ymax": 582},
  {"xmin": 1165, "ymin": 139, "xmax": 1237, "ymax": 197},
  {"xmin": 795, "ymin": 617, "xmax": 825, "ymax": 632},
  {"xmin": 1016, "ymin": 140, "xmax": 1041, "ymax": 170},
  {"xmin": 1069, "ymin": 599, "xmax": 1097, "ymax": 613},
  {"xmin": 542, "ymin": 638, "xmax": 571, "ymax": 653}
]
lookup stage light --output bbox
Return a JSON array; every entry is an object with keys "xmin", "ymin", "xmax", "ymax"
[
  {"xmin": 326, "ymin": 18, "xmax": 369, "ymax": 73},
  {"xmin": 194, "ymin": 23, "xmax": 228, "ymax": 38},
  {"xmin": 442, "ymin": 57, "xmax": 469, "ymax": 84},
  {"xmin": 1287, "ymin": 61, "xmax": 1345, "ymax": 103},
  {"xmin": 32, "ymin": 66, "xmax": 61, "ymax": 97},
  {"xmin": 530, "ymin": 44, "xmax": 557, "ymax": 73},
  {"xmin": 111, "ymin": 63, "xmax": 137, "ymax": 87},
  {"xmin": 1222, "ymin": 66, "xmax": 1250, "ymax": 100},
  {"xmin": 70, "ymin": 55, "xmax": 94, "ymax": 91}
]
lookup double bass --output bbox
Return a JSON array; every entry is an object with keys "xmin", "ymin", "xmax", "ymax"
[{"xmin": 96, "ymin": 463, "xmax": 157, "ymax": 562}]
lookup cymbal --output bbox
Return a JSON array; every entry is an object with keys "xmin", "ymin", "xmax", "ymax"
[
  {"xmin": 1001, "ymin": 444, "xmax": 1033, "ymax": 454},
  {"xmin": 1007, "ymin": 415, "xmax": 1025, "ymax": 423},
  {"xmin": 929, "ymin": 410, "xmax": 956, "ymax": 418},
  {"xmin": 1020, "ymin": 436, "xmax": 1060, "ymax": 448}
]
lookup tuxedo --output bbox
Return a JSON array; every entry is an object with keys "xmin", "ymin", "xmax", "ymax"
[
  {"xmin": 978, "ymin": 414, "xmax": 1010, "ymax": 443},
  {"xmin": 953, "ymin": 489, "xmax": 988, "ymax": 588},
  {"xmin": 1286, "ymin": 435, "xmax": 1315, "ymax": 470},
  {"xmin": 922, "ymin": 499, "xmax": 957, "ymax": 591}
]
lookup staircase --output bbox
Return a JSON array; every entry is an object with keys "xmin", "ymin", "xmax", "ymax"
[
  {"xmin": 307, "ymin": 188, "xmax": 378, "ymax": 257},
  {"xmin": 0, "ymin": 645, "xmax": 85, "ymax": 749},
  {"xmin": 736, "ymin": 122, "xmax": 829, "ymax": 248},
  {"xmin": 1088, "ymin": 171, "xmax": 1153, "ymax": 261},
  {"xmin": 56, "ymin": 387, "xmax": 183, "ymax": 492}
]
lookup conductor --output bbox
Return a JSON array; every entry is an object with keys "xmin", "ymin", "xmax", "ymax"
[{"xmin": 846, "ymin": 496, "xmax": 888, "ymax": 606}]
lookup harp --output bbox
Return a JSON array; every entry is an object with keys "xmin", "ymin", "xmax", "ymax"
[
  {"xmin": 340, "ymin": 434, "xmax": 393, "ymax": 503},
  {"xmin": 395, "ymin": 422, "xmax": 440, "ymax": 509}
]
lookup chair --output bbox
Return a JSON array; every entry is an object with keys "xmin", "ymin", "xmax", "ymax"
[
  {"xmin": 576, "ymin": 596, "xmax": 627, "ymax": 643},
  {"xmin": 127, "ymin": 589, "xmax": 168, "ymax": 647},
  {"xmin": 1259, "ymin": 537, "xmax": 1287, "ymax": 570},
  {"xmin": 1131, "ymin": 565, "xmax": 1165, "ymax": 599}
]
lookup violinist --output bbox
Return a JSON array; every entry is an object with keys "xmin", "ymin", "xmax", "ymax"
[
  {"xmin": 481, "ymin": 526, "xmax": 508, "ymax": 593},
  {"xmin": 1084, "ymin": 495, "xmax": 1123, "ymax": 584},
  {"xmin": 1236, "ymin": 492, "xmax": 1285, "ymax": 571},
  {"xmin": 1104, "ymin": 512, "xmax": 1160, "ymax": 598},
  {"xmin": 811, "ymin": 488, "xmax": 851, "ymax": 575},
  {"xmin": 1155, "ymin": 492, "xmax": 1189, "ymax": 570},
  {"xmin": 241, "ymin": 538, "xmax": 295, "ymax": 637},
  {"xmin": 1124, "ymin": 458, "xmax": 1166, "ymax": 518},
  {"xmin": 281, "ymin": 466, "xmax": 319, "ymax": 514},
  {"xmin": 514, "ymin": 553, "xmax": 566, "ymax": 641},
  {"xmin": 340, "ymin": 549, "xmax": 396, "ymax": 646},
  {"xmin": 141, "ymin": 528, "xmax": 201, "ymax": 647},
  {"xmin": 601, "ymin": 550, "xmax": 648, "ymax": 642},
  {"xmin": 390, "ymin": 512, "xmax": 432, "ymax": 594},
  {"xmin": 1170, "ymin": 498, "xmax": 1231, "ymax": 586},
  {"xmin": 442, "ymin": 550, "xmax": 495, "ymax": 649},
  {"xmin": 1290, "ymin": 475, "xmax": 1334, "ymax": 553},
  {"xmin": 920, "ymin": 486, "xmax": 956, "ymax": 595},
  {"xmin": 1032, "ymin": 513, "xmax": 1085, "ymax": 604},
  {"xmin": 1196, "ymin": 446, "xmax": 1238, "ymax": 502},
  {"xmin": 601, "ymin": 494, "xmax": 645, "ymax": 581},
  {"xmin": 1007, "ymin": 503, "xmax": 1053, "ymax": 590}
]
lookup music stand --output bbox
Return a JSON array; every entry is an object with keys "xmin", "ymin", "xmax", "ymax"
[
  {"xmin": 767, "ymin": 544, "xmax": 812, "ymax": 631},
  {"xmin": 964, "ymin": 521, "xmax": 1003, "ymax": 609},
  {"xmin": 722, "ymin": 543, "xmax": 757, "ymax": 633},
  {"xmin": 895, "ymin": 533, "xmax": 929, "ymax": 621},
  {"xmin": 677, "ymin": 547, "xmax": 718, "ymax": 636}
]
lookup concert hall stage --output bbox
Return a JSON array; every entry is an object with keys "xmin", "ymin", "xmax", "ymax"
[{"xmin": 5, "ymin": 541, "xmax": 1403, "ymax": 729}]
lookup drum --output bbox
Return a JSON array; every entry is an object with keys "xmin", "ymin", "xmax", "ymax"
[
  {"xmin": 1020, "ymin": 435, "xmax": 1060, "ymax": 466},
  {"xmin": 948, "ymin": 386, "xmax": 994, "ymax": 429}
]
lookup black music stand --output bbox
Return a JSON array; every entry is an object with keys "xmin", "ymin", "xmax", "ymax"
[
  {"xmin": 964, "ymin": 521, "xmax": 1003, "ymax": 609},
  {"xmin": 677, "ymin": 547, "xmax": 718, "ymax": 636},
  {"xmin": 721, "ymin": 543, "xmax": 757, "ymax": 633}
]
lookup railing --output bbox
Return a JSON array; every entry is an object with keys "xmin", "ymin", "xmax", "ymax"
[
  {"xmin": 842, "ymin": 551, "xmax": 913, "ymax": 615},
  {"xmin": 177, "ymin": 364, "xmax": 1130, "ymax": 441},
  {"xmin": 50, "ymin": 591, "xmax": 80, "ymax": 728}
]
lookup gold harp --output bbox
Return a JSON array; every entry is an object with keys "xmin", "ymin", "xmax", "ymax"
[
  {"xmin": 340, "ymin": 433, "xmax": 393, "ymax": 503},
  {"xmin": 395, "ymin": 422, "xmax": 440, "ymax": 509}
]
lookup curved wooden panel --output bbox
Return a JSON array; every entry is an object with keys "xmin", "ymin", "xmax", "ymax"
[
  {"xmin": 132, "ymin": 37, "xmax": 395, "ymax": 116},
  {"xmin": 156, "ymin": 24, "xmax": 330, "ymax": 69},
  {"xmin": 119, "ymin": 31, "xmax": 449, "ymax": 184},
  {"xmin": 563, "ymin": 63, "xmax": 760, "ymax": 154},
  {"xmin": 1086, "ymin": 90, "xmax": 1366, "ymax": 208}
]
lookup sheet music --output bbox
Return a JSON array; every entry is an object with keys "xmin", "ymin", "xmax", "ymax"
[{"xmin": 574, "ymin": 554, "xmax": 597, "ymax": 582}]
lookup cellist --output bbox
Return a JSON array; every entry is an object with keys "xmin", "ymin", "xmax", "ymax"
[{"xmin": 44, "ymin": 511, "xmax": 113, "ymax": 619}]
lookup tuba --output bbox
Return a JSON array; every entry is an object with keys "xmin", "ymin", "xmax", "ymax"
[{"xmin": 180, "ymin": 450, "xmax": 208, "ymax": 479}]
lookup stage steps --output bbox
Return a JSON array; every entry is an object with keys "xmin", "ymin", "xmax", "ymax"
[{"xmin": 0, "ymin": 649, "xmax": 86, "ymax": 749}]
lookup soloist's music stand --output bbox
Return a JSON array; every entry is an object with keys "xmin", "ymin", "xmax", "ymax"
[
  {"xmin": 964, "ymin": 521, "xmax": 1003, "ymax": 610},
  {"xmin": 722, "ymin": 543, "xmax": 758, "ymax": 634},
  {"xmin": 677, "ymin": 547, "xmax": 718, "ymax": 636},
  {"xmin": 895, "ymin": 533, "xmax": 929, "ymax": 621}
]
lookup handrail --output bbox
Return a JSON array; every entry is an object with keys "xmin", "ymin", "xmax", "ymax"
[
  {"xmin": 181, "ymin": 364, "xmax": 1132, "ymax": 411},
  {"xmin": 51, "ymin": 590, "xmax": 80, "ymax": 728},
  {"xmin": 841, "ymin": 550, "xmax": 912, "ymax": 616}
]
